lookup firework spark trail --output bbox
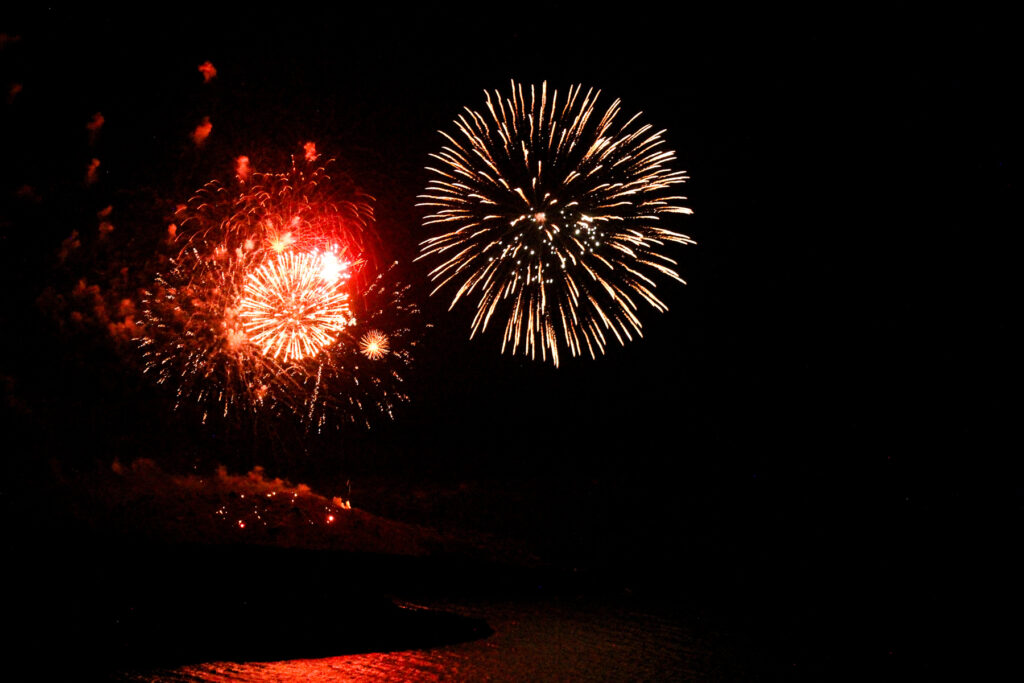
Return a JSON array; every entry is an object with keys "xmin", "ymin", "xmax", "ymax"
[
  {"xmin": 139, "ymin": 154, "xmax": 424, "ymax": 429},
  {"xmin": 418, "ymin": 80, "xmax": 695, "ymax": 366}
]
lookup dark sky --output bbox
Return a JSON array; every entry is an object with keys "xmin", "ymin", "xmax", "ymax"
[{"xmin": 0, "ymin": 7, "xmax": 1016, "ymax": 550}]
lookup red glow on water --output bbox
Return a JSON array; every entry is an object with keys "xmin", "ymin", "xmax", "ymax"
[{"xmin": 143, "ymin": 598, "xmax": 688, "ymax": 680}]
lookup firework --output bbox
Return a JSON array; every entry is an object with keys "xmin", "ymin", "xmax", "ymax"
[
  {"xmin": 175, "ymin": 154, "xmax": 375, "ymax": 277},
  {"xmin": 302, "ymin": 267, "xmax": 421, "ymax": 426},
  {"xmin": 237, "ymin": 250, "xmax": 354, "ymax": 363},
  {"xmin": 359, "ymin": 329, "xmax": 390, "ymax": 360},
  {"xmin": 139, "ymin": 153, "xmax": 423, "ymax": 428},
  {"xmin": 418, "ymin": 81, "xmax": 695, "ymax": 366}
]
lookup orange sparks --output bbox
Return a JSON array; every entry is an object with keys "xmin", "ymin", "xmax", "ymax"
[
  {"xmin": 359, "ymin": 329, "xmax": 390, "ymax": 360},
  {"xmin": 198, "ymin": 60, "xmax": 217, "ymax": 83},
  {"xmin": 237, "ymin": 251, "xmax": 353, "ymax": 362},
  {"xmin": 268, "ymin": 230, "xmax": 295, "ymax": 253},
  {"xmin": 191, "ymin": 116, "xmax": 212, "ymax": 147}
]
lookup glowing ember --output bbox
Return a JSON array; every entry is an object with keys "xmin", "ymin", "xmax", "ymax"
[
  {"xmin": 198, "ymin": 60, "xmax": 217, "ymax": 83},
  {"xmin": 85, "ymin": 158, "xmax": 100, "ymax": 185},
  {"xmin": 304, "ymin": 141, "xmax": 318, "ymax": 162},
  {"xmin": 235, "ymin": 155, "xmax": 251, "ymax": 181},
  {"xmin": 359, "ymin": 329, "xmax": 390, "ymax": 360},
  {"xmin": 86, "ymin": 112, "xmax": 104, "ymax": 136},
  {"xmin": 418, "ymin": 80, "xmax": 695, "ymax": 366},
  {"xmin": 191, "ymin": 116, "xmax": 212, "ymax": 146}
]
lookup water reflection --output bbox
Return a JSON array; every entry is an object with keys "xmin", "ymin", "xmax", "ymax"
[{"xmin": 116, "ymin": 597, "xmax": 699, "ymax": 681}]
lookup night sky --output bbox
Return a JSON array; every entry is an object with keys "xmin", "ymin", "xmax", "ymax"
[{"xmin": 1, "ymin": 6, "xmax": 1018, "ymax": 677}]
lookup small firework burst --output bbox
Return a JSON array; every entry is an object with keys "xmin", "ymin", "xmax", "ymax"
[
  {"xmin": 302, "ymin": 266, "xmax": 423, "ymax": 427},
  {"xmin": 418, "ymin": 80, "xmax": 694, "ymax": 366},
  {"xmin": 139, "ymin": 152, "xmax": 424, "ymax": 428},
  {"xmin": 359, "ymin": 329, "xmax": 390, "ymax": 360}
]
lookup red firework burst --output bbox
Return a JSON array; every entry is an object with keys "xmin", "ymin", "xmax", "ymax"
[{"xmin": 139, "ymin": 151, "xmax": 424, "ymax": 428}]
